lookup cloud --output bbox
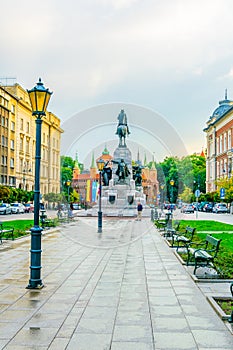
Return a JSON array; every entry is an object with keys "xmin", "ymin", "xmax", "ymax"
[{"xmin": 2, "ymin": 0, "xmax": 233, "ymax": 155}]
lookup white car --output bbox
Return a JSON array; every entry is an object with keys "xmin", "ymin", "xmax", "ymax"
[
  {"xmin": 11, "ymin": 203, "xmax": 25, "ymax": 214},
  {"xmin": 0, "ymin": 203, "xmax": 12, "ymax": 215},
  {"xmin": 212, "ymin": 203, "xmax": 228, "ymax": 214}
]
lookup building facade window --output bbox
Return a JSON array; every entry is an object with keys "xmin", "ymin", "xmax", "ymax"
[
  {"xmin": 11, "ymin": 121, "xmax": 15, "ymax": 131},
  {"xmin": 224, "ymin": 133, "xmax": 227, "ymax": 152},
  {"xmin": 219, "ymin": 135, "xmax": 223, "ymax": 153},
  {"xmin": 228, "ymin": 130, "xmax": 232, "ymax": 150},
  {"xmin": 26, "ymin": 139, "xmax": 30, "ymax": 153},
  {"xmin": 20, "ymin": 137, "xmax": 24, "ymax": 151},
  {"xmin": 10, "ymin": 139, "xmax": 14, "ymax": 149},
  {"xmin": 10, "ymin": 158, "xmax": 14, "ymax": 168}
]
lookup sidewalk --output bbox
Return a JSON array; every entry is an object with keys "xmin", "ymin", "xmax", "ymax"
[{"xmin": 0, "ymin": 217, "xmax": 232, "ymax": 349}]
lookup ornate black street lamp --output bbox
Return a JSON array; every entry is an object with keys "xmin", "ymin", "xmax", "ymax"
[
  {"xmin": 170, "ymin": 179, "xmax": 174, "ymax": 203},
  {"xmin": 97, "ymin": 158, "xmax": 105, "ymax": 233},
  {"xmin": 66, "ymin": 180, "xmax": 71, "ymax": 203},
  {"xmin": 26, "ymin": 78, "xmax": 52, "ymax": 289}
]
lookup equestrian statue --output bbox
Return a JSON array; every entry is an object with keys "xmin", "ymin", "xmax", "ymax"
[{"xmin": 115, "ymin": 109, "xmax": 130, "ymax": 147}]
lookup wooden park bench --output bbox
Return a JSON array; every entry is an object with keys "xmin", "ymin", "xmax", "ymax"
[
  {"xmin": 0, "ymin": 222, "xmax": 14, "ymax": 243},
  {"xmin": 41, "ymin": 218, "xmax": 57, "ymax": 228},
  {"xmin": 186, "ymin": 234, "xmax": 221, "ymax": 275},
  {"xmin": 171, "ymin": 226, "xmax": 196, "ymax": 251},
  {"xmin": 154, "ymin": 219, "xmax": 167, "ymax": 231},
  {"xmin": 164, "ymin": 220, "xmax": 180, "ymax": 238}
]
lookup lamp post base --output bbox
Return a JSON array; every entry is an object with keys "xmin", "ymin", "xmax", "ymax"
[
  {"xmin": 98, "ymin": 211, "xmax": 102, "ymax": 233},
  {"xmin": 27, "ymin": 226, "xmax": 43, "ymax": 289},
  {"xmin": 26, "ymin": 282, "xmax": 44, "ymax": 290}
]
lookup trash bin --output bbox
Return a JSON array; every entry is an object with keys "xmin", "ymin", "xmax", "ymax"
[
  {"xmin": 165, "ymin": 212, "xmax": 172, "ymax": 222},
  {"xmin": 230, "ymin": 202, "xmax": 233, "ymax": 214},
  {"xmin": 151, "ymin": 209, "xmax": 155, "ymax": 221}
]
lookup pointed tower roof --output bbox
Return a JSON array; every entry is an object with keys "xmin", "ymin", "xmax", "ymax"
[
  {"xmin": 151, "ymin": 159, "xmax": 156, "ymax": 170},
  {"xmin": 200, "ymin": 148, "xmax": 205, "ymax": 158},
  {"xmin": 137, "ymin": 149, "xmax": 140, "ymax": 162},
  {"xmin": 144, "ymin": 153, "xmax": 147, "ymax": 167},
  {"xmin": 102, "ymin": 145, "xmax": 109, "ymax": 155},
  {"xmin": 74, "ymin": 152, "xmax": 80, "ymax": 169},
  {"xmin": 90, "ymin": 152, "xmax": 96, "ymax": 168}
]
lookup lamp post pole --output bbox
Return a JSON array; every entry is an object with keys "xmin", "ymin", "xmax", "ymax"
[
  {"xmin": 97, "ymin": 158, "xmax": 105, "ymax": 233},
  {"xmin": 170, "ymin": 179, "xmax": 174, "ymax": 203},
  {"xmin": 98, "ymin": 170, "xmax": 102, "ymax": 233},
  {"xmin": 169, "ymin": 179, "xmax": 174, "ymax": 218},
  {"xmin": 26, "ymin": 78, "xmax": 52, "ymax": 289},
  {"xmin": 66, "ymin": 180, "xmax": 71, "ymax": 204}
]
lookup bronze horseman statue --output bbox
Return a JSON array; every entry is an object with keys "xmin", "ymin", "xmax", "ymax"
[{"xmin": 116, "ymin": 109, "xmax": 130, "ymax": 147}]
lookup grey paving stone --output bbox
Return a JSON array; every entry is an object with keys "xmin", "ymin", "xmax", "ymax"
[
  {"xmin": 82, "ymin": 306, "xmax": 116, "ymax": 319},
  {"xmin": 154, "ymin": 332, "xmax": 197, "ymax": 349},
  {"xmin": 115, "ymin": 310, "xmax": 151, "ymax": 326},
  {"xmin": 152, "ymin": 317, "xmax": 190, "ymax": 331},
  {"xmin": 192, "ymin": 329, "xmax": 233, "ymax": 348},
  {"xmin": 118, "ymin": 300, "xmax": 149, "ymax": 312},
  {"xmin": 75, "ymin": 317, "xmax": 115, "ymax": 334},
  {"xmin": 150, "ymin": 305, "xmax": 184, "ymax": 316},
  {"xmin": 26, "ymin": 312, "xmax": 67, "ymax": 328},
  {"xmin": 88, "ymin": 296, "xmax": 119, "ymax": 307},
  {"xmin": 111, "ymin": 342, "xmax": 154, "ymax": 350},
  {"xmin": 0, "ymin": 322, "xmax": 23, "ymax": 339},
  {"xmin": 113, "ymin": 325, "xmax": 153, "ymax": 343},
  {"xmin": 148, "ymin": 296, "xmax": 179, "ymax": 306},
  {"xmin": 7, "ymin": 327, "xmax": 58, "ymax": 347},
  {"xmin": 66, "ymin": 333, "xmax": 112, "ymax": 350},
  {"xmin": 186, "ymin": 315, "xmax": 227, "ymax": 331},
  {"xmin": 0, "ymin": 309, "xmax": 35, "ymax": 323},
  {"xmin": 48, "ymin": 337, "xmax": 70, "ymax": 350}
]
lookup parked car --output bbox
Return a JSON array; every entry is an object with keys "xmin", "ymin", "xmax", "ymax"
[
  {"xmin": 11, "ymin": 203, "xmax": 25, "ymax": 214},
  {"xmin": 181, "ymin": 204, "xmax": 194, "ymax": 213},
  {"xmin": 0, "ymin": 203, "xmax": 12, "ymax": 215},
  {"xmin": 24, "ymin": 203, "xmax": 34, "ymax": 213},
  {"xmin": 203, "ymin": 203, "xmax": 213, "ymax": 212},
  {"xmin": 198, "ymin": 201, "xmax": 209, "ymax": 211},
  {"xmin": 192, "ymin": 202, "xmax": 199, "ymax": 211},
  {"xmin": 72, "ymin": 203, "xmax": 81, "ymax": 210},
  {"xmin": 212, "ymin": 203, "xmax": 228, "ymax": 214}
]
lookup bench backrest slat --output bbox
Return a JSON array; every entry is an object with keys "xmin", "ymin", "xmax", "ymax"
[
  {"xmin": 206, "ymin": 235, "xmax": 221, "ymax": 256},
  {"xmin": 173, "ymin": 221, "xmax": 180, "ymax": 230},
  {"xmin": 185, "ymin": 226, "xmax": 196, "ymax": 238}
]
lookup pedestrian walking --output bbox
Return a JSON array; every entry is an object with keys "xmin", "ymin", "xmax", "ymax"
[
  {"xmin": 136, "ymin": 201, "xmax": 143, "ymax": 221},
  {"xmin": 68, "ymin": 203, "xmax": 74, "ymax": 220}
]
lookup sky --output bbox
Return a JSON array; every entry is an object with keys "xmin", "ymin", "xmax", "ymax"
[{"xmin": 1, "ymin": 0, "xmax": 233, "ymax": 166}]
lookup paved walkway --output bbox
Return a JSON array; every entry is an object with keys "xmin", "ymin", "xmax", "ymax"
[{"xmin": 0, "ymin": 217, "xmax": 232, "ymax": 349}]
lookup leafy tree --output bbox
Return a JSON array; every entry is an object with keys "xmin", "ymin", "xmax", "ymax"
[
  {"xmin": 61, "ymin": 156, "xmax": 75, "ymax": 169},
  {"xmin": 72, "ymin": 189, "xmax": 80, "ymax": 202},
  {"xmin": 0, "ymin": 186, "xmax": 11, "ymax": 202},
  {"xmin": 215, "ymin": 177, "xmax": 233, "ymax": 203},
  {"xmin": 155, "ymin": 154, "xmax": 206, "ymax": 203},
  {"xmin": 179, "ymin": 185, "xmax": 193, "ymax": 203}
]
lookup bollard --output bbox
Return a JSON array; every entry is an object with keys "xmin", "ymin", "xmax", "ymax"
[
  {"xmin": 40, "ymin": 209, "xmax": 47, "ymax": 228},
  {"xmin": 151, "ymin": 209, "xmax": 155, "ymax": 221},
  {"xmin": 229, "ymin": 282, "xmax": 233, "ymax": 323}
]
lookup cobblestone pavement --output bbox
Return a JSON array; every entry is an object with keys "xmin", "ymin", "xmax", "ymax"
[{"xmin": 0, "ymin": 217, "xmax": 232, "ymax": 349}]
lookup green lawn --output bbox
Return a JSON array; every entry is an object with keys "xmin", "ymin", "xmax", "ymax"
[
  {"xmin": 177, "ymin": 220, "xmax": 233, "ymax": 278},
  {"xmin": 179, "ymin": 220, "xmax": 233, "ymax": 232},
  {"xmin": 1, "ymin": 220, "xmax": 33, "ymax": 239}
]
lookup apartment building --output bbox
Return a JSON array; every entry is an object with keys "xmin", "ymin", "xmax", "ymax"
[
  {"xmin": 204, "ymin": 91, "xmax": 233, "ymax": 192},
  {"xmin": 0, "ymin": 82, "xmax": 63, "ymax": 195}
]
